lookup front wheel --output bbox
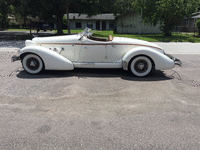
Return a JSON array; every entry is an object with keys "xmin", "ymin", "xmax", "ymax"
[
  {"xmin": 22, "ymin": 54, "xmax": 44, "ymax": 74},
  {"xmin": 129, "ymin": 56, "xmax": 152, "ymax": 77}
]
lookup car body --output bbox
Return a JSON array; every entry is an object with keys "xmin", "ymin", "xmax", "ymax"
[{"xmin": 12, "ymin": 27, "xmax": 181, "ymax": 77}]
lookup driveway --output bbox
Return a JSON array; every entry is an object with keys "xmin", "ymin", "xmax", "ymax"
[{"xmin": 0, "ymin": 42, "xmax": 200, "ymax": 149}]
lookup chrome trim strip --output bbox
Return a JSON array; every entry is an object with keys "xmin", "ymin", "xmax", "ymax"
[{"xmin": 39, "ymin": 43, "xmax": 163, "ymax": 50}]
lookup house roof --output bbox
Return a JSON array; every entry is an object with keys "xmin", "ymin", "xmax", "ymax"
[
  {"xmin": 191, "ymin": 11, "xmax": 200, "ymax": 18},
  {"xmin": 192, "ymin": 11, "xmax": 200, "ymax": 16},
  {"xmin": 66, "ymin": 13, "xmax": 115, "ymax": 20},
  {"xmin": 192, "ymin": 14, "xmax": 200, "ymax": 19}
]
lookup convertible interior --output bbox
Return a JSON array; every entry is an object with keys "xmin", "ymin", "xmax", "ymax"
[{"xmin": 88, "ymin": 35, "xmax": 114, "ymax": 42}]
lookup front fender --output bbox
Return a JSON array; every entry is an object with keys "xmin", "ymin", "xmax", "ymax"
[
  {"xmin": 122, "ymin": 47, "xmax": 175, "ymax": 70},
  {"xmin": 20, "ymin": 46, "xmax": 74, "ymax": 70}
]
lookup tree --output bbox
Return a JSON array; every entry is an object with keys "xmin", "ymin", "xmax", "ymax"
[
  {"xmin": 133, "ymin": 0, "xmax": 200, "ymax": 36},
  {"xmin": 12, "ymin": 0, "xmax": 31, "ymax": 28},
  {"xmin": 30, "ymin": 0, "xmax": 118, "ymax": 34},
  {"xmin": 28, "ymin": 0, "xmax": 75, "ymax": 35},
  {"xmin": 0, "ymin": 0, "xmax": 13, "ymax": 29},
  {"xmin": 111, "ymin": 0, "xmax": 134, "ymax": 16},
  {"xmin": 78, "ymin": 0, "xmax": 132, "ymax": 16}
]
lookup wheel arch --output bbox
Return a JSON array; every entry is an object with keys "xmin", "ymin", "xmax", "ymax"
[
  {"xmin": 20, "ymin": 46, "xmax": 74, "ymax": 70},
  {"xmin": 122, "ymin": 46, "xmax": 171, "ymax": 71},
  {"xmin": 128, "ymin": 54, "xmax": 155, "ymax": 71},
  {"xmin": 20, "ymin": 52, "xmax": 45, "ymax": 70}
]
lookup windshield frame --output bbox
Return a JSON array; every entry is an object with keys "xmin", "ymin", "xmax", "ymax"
[
  {"xmin": 78, "ymin": 27, "xmax": 93, "ymax": 40},
  {"xmin": 78, "ymin": 27, "xmax": 91, "ymax": 36}
]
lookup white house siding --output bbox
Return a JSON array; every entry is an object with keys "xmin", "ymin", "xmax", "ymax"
[
  {"xmin": 69, "ymin": 20, "xmax": 89, "ymax": 30},
  {"xmin": 177, "ymin": 18, "xmax": 198, "ymax": 32},
  {"xmin": 116, "ymin": 12, "xmax": 162, "ymax": 34},
  {"xmin": 69, "ymin": 20, "xmax": 114, "ymax": 30}
]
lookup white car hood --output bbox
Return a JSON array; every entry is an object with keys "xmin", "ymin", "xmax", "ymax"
[{"xmin": 32, "ymin": 34, "xmax": 80, "ymax": 44}]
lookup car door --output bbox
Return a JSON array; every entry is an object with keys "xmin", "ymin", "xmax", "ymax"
[{"xmin": 79, "ymin": 37, "xmax": 107, "ymax": 63}]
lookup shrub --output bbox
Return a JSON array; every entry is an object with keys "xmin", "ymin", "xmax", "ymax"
[{"xmin": 188, "ymin": 38, "xmax": 195, "ymax": 43}]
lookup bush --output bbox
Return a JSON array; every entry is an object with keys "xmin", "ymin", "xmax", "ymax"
[
  {"xmin": 9, "ymin": 22, "xmax": 20, "ymax": 29},
  {"xmin": 188, "ymin": 38, "xmax": 195, "ymax": 43}
]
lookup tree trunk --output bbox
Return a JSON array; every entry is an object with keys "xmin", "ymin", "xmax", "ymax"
[
  {"xmin": 23, "ymin": 16, "xmax": 27, "ymax": 28},
  {"xmin": 1, "ymin": 16, "xmax": 8, "ymax": 29},
  {"xmin": 66, "ymin": 6, "xmax": 71, "ymax": 35},
  {"xmin": 162, "ymin": 23, "xmax": 172, "ymax": 36},
  {"xmin": 199, "ymin": 29, "xmax": 200, "ymax": 37},
  {"xmin": 56, "ymin": 14, "xmax": 64, "ymax": 35},
  {"xmin": 198, "ymin": 27, "xmax": 200, "ymax": 37}
]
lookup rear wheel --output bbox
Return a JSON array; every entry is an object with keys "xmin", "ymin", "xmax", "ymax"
[
  {"xmin": 22, "ymin": 54, "xmax": 43, "ymax": 74},
  {"xmin": 129, "ymin": 56, "xmax": 152, "ymax": 77}
]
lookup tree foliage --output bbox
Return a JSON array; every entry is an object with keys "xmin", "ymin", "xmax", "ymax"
[
  {"xmin": 0, "ymin": 0, "xmax": 13, "ymax": 29},
  {"xmin": 79, "ymin": 0, "xmax": 134, "ymax": 16},
  {"xmin": 133, "ymin": 0, "xmax": 200, "ymax": 36},
  {"xmin": 11, "ymin": 0, "xmax": 31, "ymax": 28},
  {"xmin": 112, "ymin": 0, "xmax": 134, "ymax": 15},
  {"xmin": 27, "ymin": 0, "xmax": 75, "ymax": 34}
]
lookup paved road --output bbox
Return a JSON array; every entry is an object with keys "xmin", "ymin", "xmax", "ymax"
[{"xmin": 0, "ymin": 43, "xmax": 200, "ymax": 149}]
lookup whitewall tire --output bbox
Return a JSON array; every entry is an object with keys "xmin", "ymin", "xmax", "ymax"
[
  {"xmin": 22, "ymin": 54, "xmax": 44, "ymax": 74},
  {"xmin": 129, "ymin": 56, "xmax": 152, "ymax": 77}
]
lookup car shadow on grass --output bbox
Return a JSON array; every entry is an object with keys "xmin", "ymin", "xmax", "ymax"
[{"xmin": 16, "ymin": 68, "xmax": 174, "ymax": 81}]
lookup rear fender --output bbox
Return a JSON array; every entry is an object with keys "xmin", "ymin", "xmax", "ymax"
[
  {"xmin": 122, "ymin": 47, "xmax": 175, "ymax": 70},
  {"xmin": 20, "ymin": 46, "xmax": 74, "ymax": 70}
]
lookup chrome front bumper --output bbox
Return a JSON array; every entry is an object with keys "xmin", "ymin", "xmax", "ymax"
[
  {"xmin": 11, "ymin": 55, "xmax": 20, "ymax": 62},
  {"xmin": 11, "ymin": 49, "xmax": 22, "ymax": 62},
  {"xmin": 165, "ymin": 53, "xmax": 182, "ymax": 67}
]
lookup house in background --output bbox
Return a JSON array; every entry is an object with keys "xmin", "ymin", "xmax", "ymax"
[
  {"xmin": 115, "ymin": 12, "xmax": 162, "ymax": 34},
  {"xmin": 176, "ymin": 12, "xmax": 200, "ymax": 32},
  {"xmin": 67, "ymin": 12, "xmax": 162, "ymax": 33},
  {"xmin": 66, "ymin": 13, "xmax": 115, "ymax": 30}
]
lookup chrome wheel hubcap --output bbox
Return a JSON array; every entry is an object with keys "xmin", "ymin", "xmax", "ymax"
[
  {"xmin": 29, "ymin": 60, "xmax": 37, "ymax": 67},
  {"xmin": 137, "ymin": 63, "xmax": 145, "ymax": 70}
]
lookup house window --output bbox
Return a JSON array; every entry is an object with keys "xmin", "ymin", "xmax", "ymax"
[
  {"xmin": 87, "ymin": 21, "xmax": 93, "ymax": 29},
  {"xmin": 109, "ymin": 21, "xmax": 114, "ymax": 29},
  {"xmin": 76, "ymin": 22, "xmax": 81, "ymax": 28}
]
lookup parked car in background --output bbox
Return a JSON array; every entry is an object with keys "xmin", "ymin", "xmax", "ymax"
[
  {"xmin": 30, "ymin": 21, "xmax": 53, "ymax": 32},
  {"xmin": 11, "ymin": 27, "xmax": 181, "ymax": 77}
]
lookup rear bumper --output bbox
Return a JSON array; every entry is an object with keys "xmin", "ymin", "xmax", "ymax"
[{"xmin": 165, "ymin": 53, "xmax": 182, "ymax": 67}]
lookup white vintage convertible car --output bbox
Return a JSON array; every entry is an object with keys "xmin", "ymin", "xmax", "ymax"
[{"xmin": 12, "ymin": 27, "xmax": 181, "ymax": 77}]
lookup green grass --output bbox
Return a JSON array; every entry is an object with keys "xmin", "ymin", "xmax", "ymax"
[
  {"xmin": 4, "ymin": 29, "xmax": 200, "ymax": 42},
  {"xmin": 63, "ymin": 29, "xmax": 83, "ymax": 34},
  {"xmin": 91, "ymin": 30, "xmax": 200, "ymax": 43},
  {"xmin": 6, "ymin": 29, "xmax": 30, "ymax": 31}
]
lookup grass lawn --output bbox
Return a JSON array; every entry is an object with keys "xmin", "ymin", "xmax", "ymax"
[
  {"xmin": 63, "ymin": 30, "xmax": 200, "ymax": 43},
  {"xmin": 91, "ymin": 30, "xmax": 200, "ymax": 43},
  {"xmin": 6, "ymin": 29, "xmax": 30, "ymax": 31},
  {"xmin": 4, "ymin": 29, "xmax": 200, "ymax": 42}
]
